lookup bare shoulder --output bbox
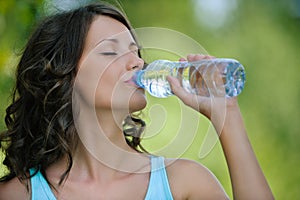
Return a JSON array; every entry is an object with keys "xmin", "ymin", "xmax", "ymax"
[
  {"xmin": 0, "ymin": 177, "xmax": 30, "ymax": 200},
  {"xmin": 165, "ymin": 158, "xmax": 229, "ymax": 200}
]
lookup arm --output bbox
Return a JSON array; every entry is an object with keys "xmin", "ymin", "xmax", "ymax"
[
  {"xmin": 217, "ymin": 101, "xmax": 274, "ymax": 199},
  {"xmin": 167, "ymin": 54, "xmax": 274, "ymax": 199},
  {"xmin": 166, "ymin": 158, "xmax": 229, "ymax": 200}
]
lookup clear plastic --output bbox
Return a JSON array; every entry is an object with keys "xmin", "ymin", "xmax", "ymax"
[{"xmin": 133, "ymin": 58, "xmax": 246, "ymax": 98}]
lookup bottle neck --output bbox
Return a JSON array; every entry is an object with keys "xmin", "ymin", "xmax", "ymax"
[{"xmin": 133, "ymin": 70, "xmax": 145, "ymax": 88}]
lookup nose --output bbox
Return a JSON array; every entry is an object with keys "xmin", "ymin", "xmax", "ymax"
[{"xmin": 126, "ymin": 52, "xmax": 144, "ymax": 71}]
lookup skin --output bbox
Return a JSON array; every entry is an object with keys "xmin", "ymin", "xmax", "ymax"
[{"xmin": 0, "ymin": 16, "xmax": 274, "ymax": 200}]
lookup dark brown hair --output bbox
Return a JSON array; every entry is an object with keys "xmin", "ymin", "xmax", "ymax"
[{"xmin": 0, "ymin": 1, "xmax": 146, "ymax": 186}]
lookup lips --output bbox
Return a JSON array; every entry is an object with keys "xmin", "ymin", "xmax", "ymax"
[
  {"xmin": 123, "ymin": 71, "xmax": 140, "ymax": 88},
  {"xmin": 124, "ymin": 78, "xmax": 137, "ymax": 86}
]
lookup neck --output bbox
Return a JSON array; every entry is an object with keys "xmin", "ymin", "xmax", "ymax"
[
  {"xmin": 69, "ymin": 105, "xmax": 149, "ymax": 181},
  {"xmin": 46, "ymin": 107, "xmax": 150, "ymax": 187}
]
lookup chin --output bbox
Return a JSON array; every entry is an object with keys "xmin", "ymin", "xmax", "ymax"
[{"xmin": 129, "ymin": 93, "xmax": 147, "ymax": 112}]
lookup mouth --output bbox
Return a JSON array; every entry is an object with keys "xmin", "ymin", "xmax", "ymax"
[
  {"xmin": 124, "ymin": 78, "xmax": 137, "ymax": 87},
  {"xmin": 123, "ymin": 72, "xmax": 141, "ymax": 88}
]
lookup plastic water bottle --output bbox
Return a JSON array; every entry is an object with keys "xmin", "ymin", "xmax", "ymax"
[{"xmin": 133, "ymin": 58, "xmax": 246, "ymax": 98}]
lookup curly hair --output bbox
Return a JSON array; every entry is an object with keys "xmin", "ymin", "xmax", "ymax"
[{"xmin": 0, "ymin": 1, "xmax": 146, "ymax": 186}]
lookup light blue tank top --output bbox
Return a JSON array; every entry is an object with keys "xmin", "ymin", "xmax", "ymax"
[{"xmin": 30, "ymin": 156, "xmax": 173, "ymax": 200}]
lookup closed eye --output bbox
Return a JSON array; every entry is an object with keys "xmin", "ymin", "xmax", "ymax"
[
  {"xmin": 129, "ymin": 42, "xmax": 141, "ymax": 54},
  {"xmin": 131, "ymin": 48, "xmax": 139, "ymax": 55},
  {"xmin": 99, "ymin": 52, "xmax": 117, "ymax": 56}
]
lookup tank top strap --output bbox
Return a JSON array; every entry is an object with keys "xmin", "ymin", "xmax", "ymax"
[
  {"xmin": 29, "ymin": 156, "xmax": 173, "ymax": 200},
  {"xmin": 29, "ymin": 168, "xmax": 57, "ymax": 200},
  {"xmin": 144, "ymin": 156, "xmax": 174, "ymax": 200}
]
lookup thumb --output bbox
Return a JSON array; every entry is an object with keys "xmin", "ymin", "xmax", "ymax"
[
  {"xmin": 167, "ymin": 75, "xmax": 210, "ymax": 115},
  {"xmin": 167, "ymin": 75, "xmax": 194, "ymax": 104},
  {"xmin": 166, "ymin": 76, "xmax": 186, "ymax": 97}
]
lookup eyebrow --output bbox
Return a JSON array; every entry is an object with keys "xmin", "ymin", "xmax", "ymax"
[
  {"xmin": 95, "ymin": 38, "xmax": 138, "ymax": 48},
  {"xmin": 96, "ymin": 38, "xmax": 118, "ymax": 46}
]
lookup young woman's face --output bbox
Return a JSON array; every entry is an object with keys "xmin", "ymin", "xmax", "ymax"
[{"xmin": 74, "ymin": 15, "xmax": 146, "ymax": 113}]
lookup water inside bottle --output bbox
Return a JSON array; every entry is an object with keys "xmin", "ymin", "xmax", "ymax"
[
  {"xmin": 136, "ymin": 59, "xmax": 245, "ymax": 98},
  {"xmin": 143, "ymin": 68, "xmax": 173, "ymax": 98},
  {"xmin": 180, "ymin": 66, "xmax": 211, "ymax": 97},
  {"xmin": 179, "ymin": 59, "xmax": 245, "ymax": 97},
  {"xmin": 223, "ymin": 62, "xmax": 245, "ymax": 97}
]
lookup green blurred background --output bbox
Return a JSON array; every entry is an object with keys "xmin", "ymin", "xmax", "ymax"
[{"xmin": 0, "ymin": 0, "xmax": 299, "ymax": 199}]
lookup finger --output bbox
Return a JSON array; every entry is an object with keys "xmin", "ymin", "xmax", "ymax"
[
  {"xmin": 187, "ymin": 54, "xmax": 215, "ymax": 62},
  {"xmin": 167, "ymin": 76, "xmax": 200, "ymax": 108},
  {"xmin": 194, "ymin": 54, "xmax": 206, "ymax": 60},
  {"xmin": 166, "ymin": 76, "xmax": 188, "ymax": 98},
  {"xmin": 167, "ymin": 75, "xmax": 214, "ymax": 117},
  {"xmin": 187, "ymin": 54, "xmax": 197, "ymax": 61},
  {"xmin": 187, "ymin": 54, "xmax": 205, "ymax": 62},
  {"xmin": 203, "ymin": 55, "xmax": 215, "ymax": 59}
]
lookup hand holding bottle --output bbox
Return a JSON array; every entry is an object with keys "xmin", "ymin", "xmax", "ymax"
[
  {"xmin": 134, "ymin": 55, "xmax": 245, "ymax": 99},
  {"xmin": 168, "ymin": 55, "xmax": 274, "ymax": 199},
  {"xmin": 166, "ymin": 54, "xmax": 239, "ymax": 120}
]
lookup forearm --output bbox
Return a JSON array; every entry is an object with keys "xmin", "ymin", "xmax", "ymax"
[
  {"xmin": 168, "ymin": 54, "xmax": 274, "ymax": 199},
  {"xmin": 213, "ymin": 103, "xmax": 274, "ymax": 200}
]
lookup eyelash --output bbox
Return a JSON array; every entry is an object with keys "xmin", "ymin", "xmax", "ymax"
[
  {"xmin": 100, "ymin": 52, "xmax": 117, "ymax": 56},
  {"xmin": 131, "ymin": 49, "xmax": 139, "ymax": 54},
  {"xmin": 99, "ymin": 49, "xmax": 139, "ymax": 56}
]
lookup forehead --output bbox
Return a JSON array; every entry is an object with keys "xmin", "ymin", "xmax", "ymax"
[{"xmin": 85, "ymin": 15, "xmax": 133, "ymax": 49}]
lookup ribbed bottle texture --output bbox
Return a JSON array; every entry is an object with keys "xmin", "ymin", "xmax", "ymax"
[{"xmin": 133, "ymin": 58, "xmax": 246, "ymax": 98}]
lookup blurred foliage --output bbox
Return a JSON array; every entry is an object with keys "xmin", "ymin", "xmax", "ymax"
[{"xmin": 0, "ymin": 0, "xmax": 299, "ymax": 199}]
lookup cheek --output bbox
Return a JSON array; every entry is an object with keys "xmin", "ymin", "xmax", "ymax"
[
  {"xmin": 95, "ymin": 73, "xmax": 117, "ymax": 106},
  {"xmin": 74, "ymin": 58, "xmax": 108, "ymax": 106}
]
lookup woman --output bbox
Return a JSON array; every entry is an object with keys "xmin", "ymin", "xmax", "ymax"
[{"xmin": 0, "ymin": 1, "xmax": 274, "ymax": 199}]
